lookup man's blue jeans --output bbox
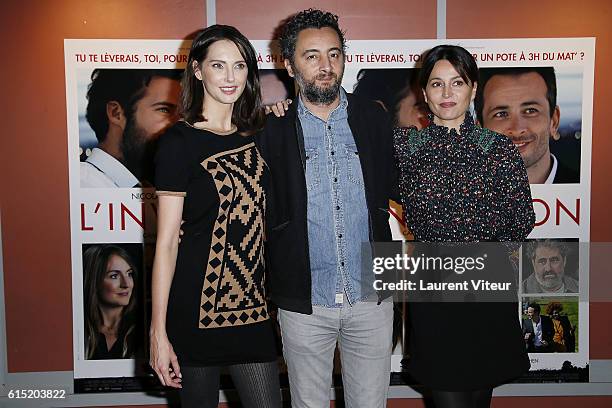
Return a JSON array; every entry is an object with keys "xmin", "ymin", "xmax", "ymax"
[{"xmin": 278, "ymin": 299, "xmax": 393, "ymax": 408}]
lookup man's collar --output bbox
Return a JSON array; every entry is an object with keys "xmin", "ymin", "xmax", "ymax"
[
  {"xmin": 544, "ymin": 153, "xmax": 559, "ymax": 184},
  {"xmin": 86, "ymin": 148, "xmax": 139, "ymax": 187}
]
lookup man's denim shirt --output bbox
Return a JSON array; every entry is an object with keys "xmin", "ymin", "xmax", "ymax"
[{"xmin": 297, "ymin": 88, "xmax": 372, "ymax": 307}]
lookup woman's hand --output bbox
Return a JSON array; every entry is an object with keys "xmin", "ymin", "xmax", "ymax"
[
  {"xmin": 264, "ymin": 99, "xmax": 292, "ymax": 117},
  {"xmin": 150, "ymin": 330, "xmax": 182, "ymax": 388}
]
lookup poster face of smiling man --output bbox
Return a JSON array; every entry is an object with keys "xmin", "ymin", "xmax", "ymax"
[{"xmin": 475, "ymin": 67, "xmax": 579, "ymax": 184}]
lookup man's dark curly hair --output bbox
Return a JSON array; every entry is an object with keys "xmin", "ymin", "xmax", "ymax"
[
  {"xmin": 526, "ymin": 239, "xmax": 569, "ymax": 261},
  {"xmin": 279, "ymin": 8, "xmax": 346, "ymax": 63}
]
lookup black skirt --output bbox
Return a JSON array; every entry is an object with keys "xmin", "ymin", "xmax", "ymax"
[{"xmin": 405, "ymin": 300, "xmax": 529, "ymax": 391}]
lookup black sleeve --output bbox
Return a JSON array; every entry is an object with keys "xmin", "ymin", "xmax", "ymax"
[
  {"xmin": 367, "ymin": 101, "xmax": 400, "ymax": 204},
  {"xmin": 254, "ymin": 128, "xmax": 268, "ymax": 162},
  {"xmin": 155, "ymin": 126, "xmax": 189, "ymax": 196},
  {"xmin": 392, "ymin": 125, "xmax": 418, "ymax": 202},
  {"xmin": 380, "ymin": 107, "xmax": 401, "ymax": 203}
]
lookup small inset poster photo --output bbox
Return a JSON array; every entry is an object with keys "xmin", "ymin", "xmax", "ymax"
[
  {"xmin": 521, "ymin": 297, "xmax": 578, "ymax": 353},
  {"xmin": 81, "ymin": 243, "xmax": 144, "ymax": 360},
  {"xmin": 521, "ymin": 239, "xmax": 579, "ymax": 294}
]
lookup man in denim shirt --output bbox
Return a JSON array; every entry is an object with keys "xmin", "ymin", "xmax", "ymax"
[{"xmin": 259, "ymin": 9, "xmax": 395, "ymax": 408}]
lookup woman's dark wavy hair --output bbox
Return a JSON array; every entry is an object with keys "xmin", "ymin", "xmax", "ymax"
[
  {"xmin": 181, "ymin": 25, "xmax": 265, "ymax": 135},
  {"xmin": 419, "ymin": 45, "xmax": 478, "ymax": 91},
  {"xmin": 83, "ymin": 244, "xmax": 138, "ymax": 359}
]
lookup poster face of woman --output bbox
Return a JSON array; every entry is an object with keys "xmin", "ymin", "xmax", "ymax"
[{"xmin": 82, "ymin": 243, "xmax": 143, "ymax": 361}]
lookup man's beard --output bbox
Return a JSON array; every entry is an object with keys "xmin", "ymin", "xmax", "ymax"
[
  {"xmin": 120, "ymin": 119, "xmax": 158, "ymax": 185},
  {"xmin": 294, "ymin": 69, "xmax": 343, "ymax": 105}
]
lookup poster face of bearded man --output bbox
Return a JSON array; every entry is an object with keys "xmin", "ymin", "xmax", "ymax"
[
  {"xmin": 120, "ymin": 76, "xmax": 180, "ymax": 183},
  {"xmin": 81, "ymin": 69, "xmax": 181, "ymax": 188}
]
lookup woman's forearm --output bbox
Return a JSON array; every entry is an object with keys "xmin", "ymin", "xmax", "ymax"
[
  {"xmin": 150, "ymin": 239, "xmax": 179, "ymax": 334},
  {"xmin": 150, "ymin": 195, "xmax": 185, "ymax": 335}
]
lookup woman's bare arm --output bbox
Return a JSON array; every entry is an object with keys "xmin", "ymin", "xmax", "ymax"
[{"xmin": 150, "ymin": 195, "xmax": 184, "ymax": 388}]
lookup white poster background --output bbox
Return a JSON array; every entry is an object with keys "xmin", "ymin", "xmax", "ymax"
[{"xmin": 66, "ymin": 38, "xmax": 594, "ymax": 380}]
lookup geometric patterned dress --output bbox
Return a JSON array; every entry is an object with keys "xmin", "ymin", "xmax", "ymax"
[{"xmin": 155, "ymin": 121, "xmax": 275, "ymax": 367}]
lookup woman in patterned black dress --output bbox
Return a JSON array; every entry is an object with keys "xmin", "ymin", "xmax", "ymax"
[
  {"xmin": 149, "ymin": 26, "xmax": 280, "ymax": 408},
  {"xmin": 393, "ymin": 45, "xmax": 535, "ymax": 407}
]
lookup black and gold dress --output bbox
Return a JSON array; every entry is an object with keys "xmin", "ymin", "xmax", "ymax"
[
  {"xmin": 155, "ymin": 121, "xmax": 275, "ymax": 366},
  {"xmin": 393, "ymin": 114, "xmax": 535, "ymax": 390}
]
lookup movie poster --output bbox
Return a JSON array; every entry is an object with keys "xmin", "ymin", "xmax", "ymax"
[{"xmin": 65, "ymin": 37, "xmax": 594, "ymax": 391}]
